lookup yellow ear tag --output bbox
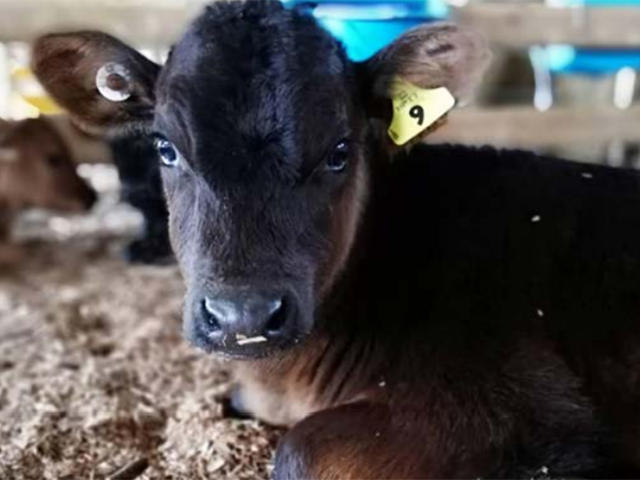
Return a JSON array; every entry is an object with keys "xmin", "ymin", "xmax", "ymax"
[{"xmin": 388, "ymin": 78, "xmax": 455, "ymax": 146}]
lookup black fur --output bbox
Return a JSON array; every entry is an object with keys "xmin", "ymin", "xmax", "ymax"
[
  {"xmin": 108, "ymin": 134, "xmax": 173, "ymax": 264},
  {"xmin": 323, "ymin": 141, "xmax": 640, "ymax": 477}
]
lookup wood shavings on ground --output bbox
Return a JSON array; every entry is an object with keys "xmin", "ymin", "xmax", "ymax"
[
  {"xmin": 235, "ymin": 334, "xmax": 268, "ymax": 346},
  {"xmin": 0, "ymin": 168, "xmax": 282, "ymax": 479}
]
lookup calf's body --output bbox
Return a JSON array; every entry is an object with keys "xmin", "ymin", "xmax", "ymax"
[
  {"xmin": 31, "ymin": 1, "xmax": 640, "ymax": 477},
  {"xmin": 236, "ymin": 142, "xmax": 640, "ymax": 478}
]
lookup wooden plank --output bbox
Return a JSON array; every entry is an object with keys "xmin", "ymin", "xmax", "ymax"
[
  {"xmin": 2, "ymin": 1, "xmax": 640, "ymax": 48},
  {"xmin": 429, "ymin": 105, "xmax": 640, "ymax": 148},
  {"xmin": 455, "ymin": 4, "xmax": 640, "ymax": 48},
  {"xmin": 0, "ymin": 0, "xmax": 213, "ymax": 46}
]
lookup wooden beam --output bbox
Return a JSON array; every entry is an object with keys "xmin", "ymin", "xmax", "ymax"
[
  {"xmin": 455, "ymin": 4, "xmax": 640, "ymax": 48},
  {"xmin": 3, "ymin": 1, "xmax": 640, "ymax": 49},
  {"xmin": 0, "ymin": 1, "xmax": 213, "ymax": 46},
  {"xmin": 429, "ymin": 105, "xmax": 640, "ymax": 149}
]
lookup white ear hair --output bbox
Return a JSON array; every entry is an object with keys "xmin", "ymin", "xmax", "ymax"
[{"xmin": 0, "ymin": 148, "xmax": 19, "ymax": 164}]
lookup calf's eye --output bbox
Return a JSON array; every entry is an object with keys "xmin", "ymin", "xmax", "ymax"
[
  {"xmin": 153, "ymin": 136, "xmax": 182, "ymax": 168},
  {"xmin": 326, "ymin": 140, "xmax": 349, "ymax": 173}
]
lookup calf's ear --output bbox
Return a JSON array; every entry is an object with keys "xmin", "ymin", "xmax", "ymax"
[
  {"xmin": 358, "ymin": 22, "xmax": 490, "ymax": 148},
  {"xmin": 32, "ymin": 32, "xmax": 160, "ymax": 136}
]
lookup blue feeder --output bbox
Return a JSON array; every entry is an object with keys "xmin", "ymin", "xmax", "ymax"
[
  {"xmin": 281, "ymin": 1, "xmax": 450, "ymax": 61},
  {"xmin": 533, "ymin": 0, "xmax": 640, "ymax": 77}
]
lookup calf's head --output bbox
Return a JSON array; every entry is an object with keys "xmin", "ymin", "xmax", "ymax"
[
  {"xmin": 0, "ymin": 117, "xmax": 96, "ymax": 212},
  {"xmin": 32, "ymin": 0, "xmax": 489, "ymax": 358}
]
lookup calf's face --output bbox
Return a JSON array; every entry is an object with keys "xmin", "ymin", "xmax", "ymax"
[
  {"xmin": 0, "ymin": 117, "xmax": 96, "ymax": 212},
  {"xmin": 32, "ymin": 1, "xmax": 489, "ymax": 358}
]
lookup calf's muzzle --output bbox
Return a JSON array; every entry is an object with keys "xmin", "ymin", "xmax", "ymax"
[{"xmin": 192, "ymin": 287, "xmax": 300, "ymax": 357}]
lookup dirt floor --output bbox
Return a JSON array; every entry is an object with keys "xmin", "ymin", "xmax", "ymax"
[{"xmin": 0, "ymin": 165, "xmax": 282, "ymax": 480}]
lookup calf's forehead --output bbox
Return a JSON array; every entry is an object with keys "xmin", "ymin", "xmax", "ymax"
[
  {"xmin": 159, "ymin": 2, "xmax": 347, "ymax": 85},
  {"xmin": 154, "ymin": 3, "xmax": 353, "ymax": 147}
]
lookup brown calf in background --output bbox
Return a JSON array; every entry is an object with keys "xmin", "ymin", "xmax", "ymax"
[{"xmin": 0, "ymin": 116, "xmax": 96, "ymax": 264}]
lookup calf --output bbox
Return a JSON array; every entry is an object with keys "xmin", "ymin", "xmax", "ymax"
[
  {"xmin": 0, "ymin": 116, "xmax": 96, "ymax": 264},
  {"xmin": 107, "ymin": 132, "xmax": 173, "ymax": 264},
  {"xmin": 32, "ymin": 1, "xmax": 640, "ymax": 478}
]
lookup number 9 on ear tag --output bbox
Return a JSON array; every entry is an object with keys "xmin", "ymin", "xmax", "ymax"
[{"xmin": 388, "ymin": 78, "xmax": 455, "ymax": 146}]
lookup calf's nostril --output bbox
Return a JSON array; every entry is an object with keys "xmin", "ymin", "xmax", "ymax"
[
  {"xmin": 201, "ymin": 298, "xmax": 222, "ymax": 332},
  {"xmin": 264, "ymin": 297, "xmax": 288, "ymax": 335}
]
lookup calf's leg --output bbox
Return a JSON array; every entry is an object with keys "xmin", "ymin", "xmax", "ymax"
[
  {"xmin": 270, "ymin": 344, "xmax": 619, "ymax": 480},
  {"xmin": 273, "ymin": 402, "xmax": 439, "ymax": 480},
  {"xmin": 271, "ymin": 398, "xmax": 612, "ymax": 480}
]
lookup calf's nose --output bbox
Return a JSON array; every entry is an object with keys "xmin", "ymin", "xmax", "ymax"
[{"xmin": 200, "ymin": 290, "xmax": 294, "ymax": 345}]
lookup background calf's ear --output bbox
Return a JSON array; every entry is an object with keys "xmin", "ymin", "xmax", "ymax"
[
  {"xmin": 32, "ymin": 32, "xmax": 160, "ymax": 136},
  {"xmin": 358, "ymin": 22, "xmax": 491, "ymax": 146}
]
